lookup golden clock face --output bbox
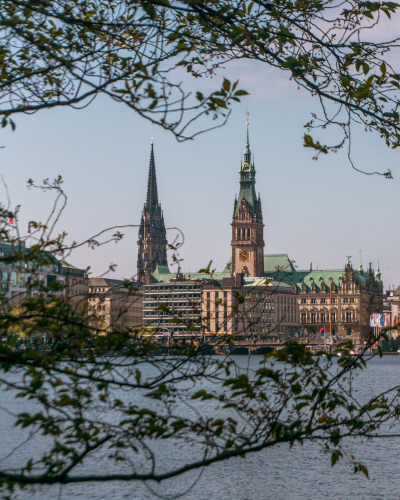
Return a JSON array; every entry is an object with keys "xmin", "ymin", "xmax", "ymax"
[{"xmin": 239, "ymin": 250, "xmax": 249, "ymax": 262}]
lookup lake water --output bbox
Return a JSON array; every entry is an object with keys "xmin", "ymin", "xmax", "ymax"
[{"xmin": 2, "ymin": 355, "xmax": 400, "ymax": 500}]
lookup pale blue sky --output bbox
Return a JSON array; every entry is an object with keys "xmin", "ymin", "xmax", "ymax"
[{"xmin": 1, "ymin": 59, "xmax": 398, "ymax": 287}]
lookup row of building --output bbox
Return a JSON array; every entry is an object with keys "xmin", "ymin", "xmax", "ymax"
[{"xmin": 2, "ymin": 123, "xmax": 395, "ymax": 342}]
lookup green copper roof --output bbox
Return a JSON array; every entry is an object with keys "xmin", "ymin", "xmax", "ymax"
[
  {"xmin": 263, "ymin": 254, "xmax": 296, "ymax": 274},
  {"xmin": 154, "ymin": 264, "xmax": 170, "ymax": 275},
  {"xmin": 243, "ymin": 277, "xmax": 293, "ymax": 289},
  {"xmin": 234, "ymin": 125, "xmax": 259, "ymax": 218}
]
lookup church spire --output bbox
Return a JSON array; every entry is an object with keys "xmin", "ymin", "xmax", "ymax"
[
  {"xmin": 146, "ymin": 138, "xmax": 158, "ymax": 208},
  {"xmin": 137, "ymin": 139, "xmax": 169, "ymax": 283}
]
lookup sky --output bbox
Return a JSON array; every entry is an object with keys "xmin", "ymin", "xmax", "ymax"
[{"xmin": 1, "ymin": 33, "xmax": 400, "ymax": 287}]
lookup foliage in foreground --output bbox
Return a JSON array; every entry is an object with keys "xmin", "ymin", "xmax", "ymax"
[
  {"xmin": 0, "ymin": 253, "xmax": 399, "ymax": 495},
  {"xmin": 1, "ymin": 0, "xmax": 400, "ymax": 171}
]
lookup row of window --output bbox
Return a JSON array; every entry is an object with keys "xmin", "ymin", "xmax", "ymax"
[
  {"xmin": 301, "ymin": 312, "xmax": 357, "ymax": 323},
  {"xmin": 301, "ymin": 297, "xmax": 355, "ymax": 304},
  {"xmin": 237, "ymin": 228, "xmax": 252, "ymax": 240},
  {"xmin": 147, "ymin": 293, "xmax": 200, "ymax": 300},
  {"xmin": 146, "ymin": 285, "xmax": 200, "ymax": 291},
  {"xmin": 206, "ymin": 291, "xmax": 228, "ymax": 298}
]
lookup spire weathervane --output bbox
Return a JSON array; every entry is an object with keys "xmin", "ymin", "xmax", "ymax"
[{"xmin": 246, "ymin": 111, "xmax": 249, "ymax": 126}]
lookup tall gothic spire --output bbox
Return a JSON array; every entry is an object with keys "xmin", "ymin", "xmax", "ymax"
[
  {"xmin": 137, "ymin": 139, "xmax": 168, "ymax": 283},
  {"xmin": 146, "ymin": 138, "xmax": 159, "ymax": 208}
]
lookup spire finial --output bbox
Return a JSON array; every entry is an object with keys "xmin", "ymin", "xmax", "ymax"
[
  {"xmin": 359, "ymin": 250, "xmax": 363, "ymax": 271},
  {"xmin": 151, "ymin": 137, "xmax": 153, "ymax": 145},
  {"xmin": 246, "ymin": 111, "xmax": 250, "ymax": 146}
]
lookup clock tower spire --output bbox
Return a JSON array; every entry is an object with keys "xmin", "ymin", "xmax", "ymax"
[{"xmin": 231, "ymin": 115, "xmax": 264, "ymax": 277}]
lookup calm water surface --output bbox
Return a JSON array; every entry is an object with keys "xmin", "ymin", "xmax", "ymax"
[{"xmin": 2, "ymin": 355, "xmax": 400, "ymax": 500}]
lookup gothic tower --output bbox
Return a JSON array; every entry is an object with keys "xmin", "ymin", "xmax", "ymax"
[
  {"xmin": 231, "ymin": 122, "xmax": 264, "ymax": 277},
  {"xmin": 137, "ymin": 140, "xmax": 168, "ymax": 283}
]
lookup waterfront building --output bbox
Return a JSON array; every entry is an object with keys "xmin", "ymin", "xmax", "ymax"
[
  {"xmin": 207, "ymin": 273, "xmax": 299, "ymax": 336},
  {"xmin": 88, "ymin": 278, "xmax": 143, "ymax": 331},
  {"xmin": 62, "ymin": 261, "xmax": 88, "ymax": 310},
  {"xmin": 0, "ymin": 240, "xmax": 65, "ymax": 303},
  {"xmin": 296, "ymin": 260, "xmax": 383, "ymax": 342},
  {"xmin": 385, "ymin": 286, "xmax": 400, "ymax": 338},
  {"xmin": 143, "ymin": 275, "xmax": 202, "ymax": 335},
  {"xmin": 137, "ymin": 140, "xmax": 168, "ymax": 283},
  {"xmin": 144, "ymin": 272, "xmax": 299, "ymax": 337}
]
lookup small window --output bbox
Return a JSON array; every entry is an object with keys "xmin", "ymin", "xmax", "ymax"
[
  {"xmin": 331, "ymin": 298, "xmax": 336, "ymax": 304},
  {"xmin": 207, "ymin": 292, "xmax": 210, "ymax": 298},
  {"xmin": 301, "ymin": 298, "xmax": 306, "ymax": 304},
  {"xmin": 311, "ymin": 298, "xmax": 316, "ymax": 304},
  {"xmin": 321, "ymin": 298, "xmax": 326, "ymax": 304},
  {"xmin": 224, "ymin": 291, "xmax": 227, "ymax": 298}
]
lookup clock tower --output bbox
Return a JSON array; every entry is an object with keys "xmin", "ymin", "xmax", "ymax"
[{"xmin": 231, "ymin": 119, "xmax": 264, "ymax": 277}]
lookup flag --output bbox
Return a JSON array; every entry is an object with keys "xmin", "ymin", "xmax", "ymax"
[
  {"xmin": 380, "ymin": 314, "xmax": 385, "ymax": 327},
  {"xmin": 320, "ymin": 326, "xmax": 325, "ymax": 333},
  {"xmin": 394, "ymin": 316, "xmax": 398, "ymax": 327},
  {"xmin": 7, "ymin": 218, "xmax": 13, "ymax": 224},
  {"xmin": 385, "ymin": 313, "xmax": 390, "ymax": 327},
  {"xmin": 28, "ymin": 222, "xmax": 31, "ymax": 234}
]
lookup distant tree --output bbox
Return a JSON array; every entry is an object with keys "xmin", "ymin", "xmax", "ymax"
[{"xmin": 0, "ymin": 0, "xmax": 400, "ymax": 171}]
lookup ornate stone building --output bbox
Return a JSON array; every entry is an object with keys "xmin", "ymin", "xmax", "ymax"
[
  {"xmin": 231, "ymin": 125, "xmax": 264, "ymax": 277},
  {"xmin": 137, "ymin": 140, "xmax": 168, "ymax": 283},
  {"xmin": 294, "ymin": 259, "xmax": 384, "ymax": 342}
]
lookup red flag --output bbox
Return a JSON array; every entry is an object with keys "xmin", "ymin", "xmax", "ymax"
[
  {"xmin": 7, "ymin": 218, "xmax": 13, "ymax": 224},
  {"xmin": 320, "ymin": 326, "xmax": 325, "ymax": 333}
]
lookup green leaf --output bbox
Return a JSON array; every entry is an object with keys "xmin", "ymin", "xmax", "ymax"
[
  {"xmin": 191, "ymin": 390, "xmax": 213, "ymax": 400},
  {"xmin": 222, "ymin": 78, "xmax": 231, "ymax": 92}
]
